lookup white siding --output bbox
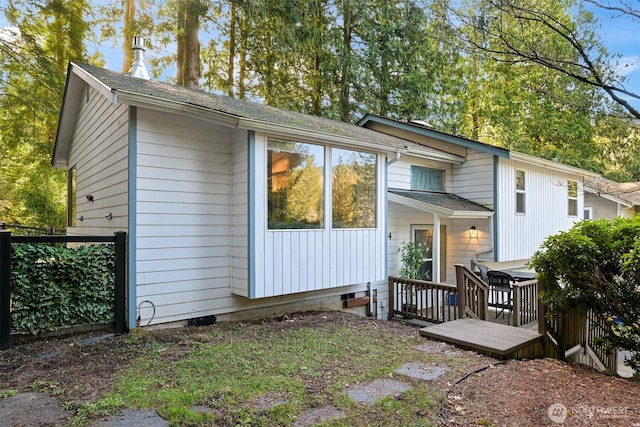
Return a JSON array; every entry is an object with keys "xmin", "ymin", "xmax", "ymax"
[
  {"xmin": 388, "ymin": 157, "xmax": 454, "ymax": 190},
  {"xmin": 231, "ymin": 131, "xmax": 249, "ymax": 296},
  {"xmin": 452, "ymin": 150, "xmax": 494, "ymax": 209},
  {"xmin": 252, "ymin": 133, "xmax": 387, "ymax": 298},
  {"xmin": 584, "ymin": 193, "xmax": 619, "ymax": 219},
  {"xmin": 386, "ymin": 203, "xmax": 491, "ymax": 282},
  {"xmin": 495, "ymin": 158, "xmax": 583, "ymax": 260},
  {"xmin": 67, "ymin": 86, "xmax": 129, "ymax": 235},
  {"xmin": 132, "ymin": 113, "xmax": 389, "ymax": 325},
  {"xmin": 135, "ymin": 110, "xmax": 234, "ymax": 325}
]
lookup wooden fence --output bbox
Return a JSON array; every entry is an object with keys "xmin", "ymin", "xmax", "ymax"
[{"xmin": 0, "ymin": 231, "xmax": 127, "ymax": 350}]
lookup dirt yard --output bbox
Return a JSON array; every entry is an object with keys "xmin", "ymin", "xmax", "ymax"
[{"xmin": 0, "ymin": 311, "xmax": 638, "ymax": 426}]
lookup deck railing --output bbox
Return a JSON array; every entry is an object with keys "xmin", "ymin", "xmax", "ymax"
[
  {"xmin": 454, "ymin": 264, "xmax": 488, "ymax": 320},
  {"xmin": 513, "ymin": 279, "xmax": 538, "ymax": 327},
  {"xmin": 388, "ymin": 276, "xmax": 458, "ymax": 323}
]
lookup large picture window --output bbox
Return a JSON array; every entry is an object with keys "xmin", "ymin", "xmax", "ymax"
[
  {"xmin": 332, "ymin": 148, "xmax": 377, "ymax": 228},
  {"xmin": 268, "ymin": 140, "xmax": 324, "ymax": 229}
]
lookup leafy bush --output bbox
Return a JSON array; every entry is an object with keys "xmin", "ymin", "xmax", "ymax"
[
  {"xmin": 531, "ymin": 216, "xmax": 640, "ymax": 371},
  {"xmin": 398, "ymin": 241, "xmax": 428, "ymax": 280},
  {"xmin": 11, "ymin": 243, "xmax": 115, "ymax": 334}
]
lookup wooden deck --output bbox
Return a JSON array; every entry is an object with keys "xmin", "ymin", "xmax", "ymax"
[{"xmin": 419, "ymin": 318, "xmax": 544, "ymax": 360}]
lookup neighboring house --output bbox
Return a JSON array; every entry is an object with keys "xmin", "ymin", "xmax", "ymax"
[
  {"xmin": 53, "ymin": 62, "xmax": 447, "ymax": 328},
  {"xmin": 356, "ymin": 115, "xmax": 601, "ymax": 278},
  {"xmin": 584, "ymin": 177, "xmax": 640, "ymax": 219}
]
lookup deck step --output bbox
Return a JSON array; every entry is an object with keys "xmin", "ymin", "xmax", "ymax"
[{"xmin": 419, "ymin": 318, "xmax": 544, "ymax": 360}]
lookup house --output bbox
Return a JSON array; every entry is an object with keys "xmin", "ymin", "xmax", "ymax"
[
  {"xmin": 584, "ymin": 177, "xmax": 640, "ymax": 219},
  {"xmin": 53, "ymin": 56, "xmax": 603, "ymax": 329},
  {"xmin": 53, "ymin": 61, "xmax": 452, "ymax": 328},
  {"xmin": 356, "ymin": 115, "xmax": 601, "ymax": 278}
]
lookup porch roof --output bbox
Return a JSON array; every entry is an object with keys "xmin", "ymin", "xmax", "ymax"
[{"xmin": 388, "ymin": 189, "xmax": 494, "ymax": 218}]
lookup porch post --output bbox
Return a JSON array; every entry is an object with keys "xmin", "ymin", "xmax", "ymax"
[{"xmin": 433, "ymin": 213, "xmax": 440, "ymax": 282}]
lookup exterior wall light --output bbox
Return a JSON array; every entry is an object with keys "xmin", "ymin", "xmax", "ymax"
[{"xmin": 469, "ymin": 226, "xmax": 477, "ymax": 238}]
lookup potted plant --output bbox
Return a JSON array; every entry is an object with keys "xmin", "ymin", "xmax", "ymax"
[{"xmin": 398, "ymin": 241, "xmax": 428, "ymax": 313}]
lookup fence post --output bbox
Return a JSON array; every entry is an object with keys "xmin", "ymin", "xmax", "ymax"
[
  {"xmin": 114, "ymin": 231, "xmax": 127, "ymax": 335},
  {"xmin": 387, "ymin": 277, "xmax": 394, "ymax": 321},
  {"xmin": 1, "ymin": 231, "xmax": 11, "ymax": 350}
]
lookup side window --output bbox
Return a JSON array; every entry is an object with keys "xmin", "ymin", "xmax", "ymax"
[
  {"xmin": 411, "ymin": 166, "xmax": 444, "ymax": 191},
  {"xmin": 267, "ymin": 140, "xmax": 324, "ymax": 229},
  {"xmin": 67, "ymin": 167, "xmax": 76, "ymax": 227},
  {"xmin": 515, "ymin": 169, "xmax": 525, "ymax": 214},
  {"xmin": 332, "ymin": 148, "xmax": 377, "ymax": 228},
  {"xmin": 568, "ymin": 180, "xmax": 578, "ymax": 216}
]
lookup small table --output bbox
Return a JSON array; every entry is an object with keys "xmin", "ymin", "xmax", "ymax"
[{"xmin": 504, "ymin": 270, "xmax": 536, "ymax": 282}]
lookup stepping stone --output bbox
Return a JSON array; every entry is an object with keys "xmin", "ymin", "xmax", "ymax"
[
  {"xmin": 344, "ymin": 378, "xmax": 410, "ymax": 406},
  {"xmin": 0, "ymin": 392, "xmax": 70, "ymax": 426},
  {"xmin": 292, "ymin": 405, "xmax": 343, "ymax": 427},
  {"xmin": 93, "ymin": 409, "xmax": 170, "ymax": 426},
  {"xmin": 394, "ymin": 362, "xmax": 449, "ymax": 381},
  {"xmin": 250, "ymin": 392, "xmax": 290, "ymax": 411}
]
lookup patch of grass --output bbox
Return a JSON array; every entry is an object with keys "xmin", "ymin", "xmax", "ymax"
[
  {"xmin": 70, "ymin": 315, "xmax": 460, "ymax": 426},
  {"xmin": 0, "ymin": 389, "xmax": 19, "ymax": 399}
]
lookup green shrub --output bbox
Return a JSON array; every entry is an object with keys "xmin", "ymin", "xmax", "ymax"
[
  {"xmin": 10, "ymin": 243, "xmax": 115, "ymax": 334},
  {"xmin": 531, "ymin": 216, "xmax": 640, "ymax": 371},
  {"xmin": 398, "ymin": 240, "xmax": 428, "ymax": 280}
]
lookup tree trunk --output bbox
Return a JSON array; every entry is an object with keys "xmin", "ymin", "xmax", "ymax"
[{"xmin": 122, "ymin": 0, "xmax": 135, "ymax": 73}]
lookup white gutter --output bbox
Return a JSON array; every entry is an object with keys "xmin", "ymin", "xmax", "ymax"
[{"xmin": 510, "ymin": 152, "xmax": 600, "ymax": 178}]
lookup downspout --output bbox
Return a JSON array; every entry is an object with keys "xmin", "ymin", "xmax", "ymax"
[
  {"xmin": 387, "ymin": 151, "xmax": 402, "ymax": 165},
  {"xmin": 472, "ymin": 217, "xmax": 494, "ymax": 270}
]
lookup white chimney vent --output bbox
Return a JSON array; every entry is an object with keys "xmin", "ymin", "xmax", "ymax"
[{"xmin": 129, "ymin": 36, "xmax": 150, "ymax": 80}]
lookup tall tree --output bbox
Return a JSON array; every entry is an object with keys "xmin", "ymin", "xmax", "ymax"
[
  {"xmin": 443, "ymin": 0, "xmax": 640, "ymax": 120},
  {"xmin": 176, "ymin": 0, "xmax": 207, "ymax": 88},
  {"xmin": 0, "ymin": 0, "xmax": 91, "ymax": 227}
]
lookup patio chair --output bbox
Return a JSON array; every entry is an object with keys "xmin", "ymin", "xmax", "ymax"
[
  {"xmin": 477, "ymin": 264, "xmax": 490, "ymax": 282},
  {"xmin": 487, "ymin": 270, "xmax": 514, "ymax": 324}
]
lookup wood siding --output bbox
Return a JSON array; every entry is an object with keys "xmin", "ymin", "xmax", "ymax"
[
  {"xmin": 495, "ymin": 158, "xmax": 583, "ymax": 260},
  {"xmin": 231, "ymin": 131, "xmax": 249, "ymax": 296},
  {"xmin": 452, "ymin": 151, "xmax": 494, "ymax": 209},
  {"xmin": 135, "ymin": 110, "xmax": 234, "ymax": 325},
  {"xmin": 252, "ymin": 134, "xmax": 387, "ymax": 298},
  {"xmin": 67, "ymin": 85, "xmax": 129, "ymax": 235},
  {"xmin": 584, "ymin": 193, "xmax": 619, "ymax": 219},
  {"xmin": 387, "ymin": 157, "xmax": 454, "ymax": 190},
  {"xmin": 132, "ymin": 112, "xmax": 389, "ymax": 324}
]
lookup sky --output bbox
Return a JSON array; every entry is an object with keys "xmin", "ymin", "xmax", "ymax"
[{"xmin": 1, "ymin": 1, "xmax": 639, "ymax": 107}]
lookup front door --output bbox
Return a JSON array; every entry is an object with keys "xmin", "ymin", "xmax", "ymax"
[{"xmin": 412, "ymin": 225, "xmax": 446, "ymax": 282}]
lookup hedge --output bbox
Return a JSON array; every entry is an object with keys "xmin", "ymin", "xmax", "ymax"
[{"xmin": 10, "ymin": 243, "xmax": 115, "ymax": 335}]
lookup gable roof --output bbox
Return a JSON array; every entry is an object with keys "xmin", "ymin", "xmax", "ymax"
[
  {"xmin": 53, "ymin": 63, "xmax": 451, "ymax": 167},
  {"xmin": 357, "ymin": 114, "xmax": 510, "ymax": 158},
  {"xmin": 357, "ymin": 114, "xmax": 600, "ymax": 178},
  {"xmin": 584, "ymin": 177, "xmax": 640, "ymax": 207}
]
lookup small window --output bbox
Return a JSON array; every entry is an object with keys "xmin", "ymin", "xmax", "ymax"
[
  {"xmin": 515, "ymin": 169, "xmax": 525, "ymax": 214},
  {"xmin": 67, "ymin": 167, "xmax": 76, "ymax": 227},
  {"xmin": 584, "ymin": 207, "xmax": 593, "ymax": 220},
  {"xmin": 332, "ymin": 148, "xmax": 377, "ymax": 228},
  {"xmin": 267, "ymin": 140, "xmax": 324, "ymax": 229},
  {"xmin": 411, "ymin": 166, "xmax": 444, "ymax": 191},
  {"xmin": 568, "ymin": 180, "xmax": 578, "ymax": 216}
]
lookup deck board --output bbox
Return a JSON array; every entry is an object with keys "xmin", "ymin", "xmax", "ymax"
[{"xmin": 419, "ymin": 318, "xmax": 543, "ymax": 358}]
